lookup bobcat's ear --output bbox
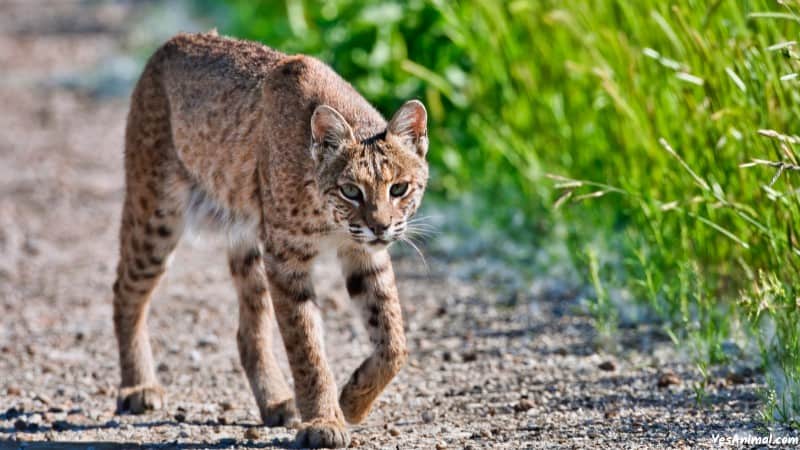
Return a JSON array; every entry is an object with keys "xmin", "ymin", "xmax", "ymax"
[
  {"xmin": 311, "ymin": 105, "xmax": 354, "ymax": 162},
  {"xmin": 387, "ymin": 100, "xmax": 428, "ymax": 158}
]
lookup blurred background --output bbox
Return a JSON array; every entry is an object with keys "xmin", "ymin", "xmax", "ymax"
[{"xmin": 2, "ymin": 0, "xmax": 800, "ymax": 439}]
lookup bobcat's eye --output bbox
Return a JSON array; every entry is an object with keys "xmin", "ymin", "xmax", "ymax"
[
  {"xmin": 390, "ymin": 182, "xmax": 409, "ymax": 198},
  {"xmin": 340, "ymin": 183, "xmax": 362, "ymax": 201}
]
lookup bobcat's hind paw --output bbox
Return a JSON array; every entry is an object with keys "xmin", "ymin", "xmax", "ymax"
[{"xmin": 260, "ymin": 397, "xmax": 300, "ymax": 428}]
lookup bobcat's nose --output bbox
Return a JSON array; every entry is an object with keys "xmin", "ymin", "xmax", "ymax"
[{"xmin": 368, "ymin": 223, "xmax": 389, "ymax": 237}]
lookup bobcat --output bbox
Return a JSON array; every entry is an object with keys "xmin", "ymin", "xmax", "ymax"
[{"xmin": 112, "ymin": 31, "xmax": 428, "ymax": 448}]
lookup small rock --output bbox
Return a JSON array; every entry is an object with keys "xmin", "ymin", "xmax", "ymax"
[
  {"xmin": 52, "ymin": 420, "xmax": 70, "ymax": 431},
  {"xmin": 71, "ymin": 391, "xmax": 88, "ymax": 403},
  {"xmin": 23, "ymin": 237, "xmax": 41, "ymax": 255},
  {"xmin": 421, "ymin": 410, "xmax": 435, "ymax": 423},
  {"xmin": 604, "ymin": 408, "xmax": 619, "ymax": 419},
  {"xmin": 220, "ymin": 400, "xmax": 234, "ymax": 411},
  {"xmin": 388, "ymin": 427, "xmax": 401, "ymax": 437},
  {"xmin": 14, "ymin": 419, "xmax": 28, "ymax": 431},
  {"xmin": 105, "ymin": 419, "xmax": 120, "ymax": 428},
  {"xmin": 462, "ymin": 352, "xmax": 478, "ymax": 362},
  {"xmin": 179, "ymin": 430, "xmax": 190, "ymax": 438},
  {"xmin": 34, "ymin": 393, "xmax": 52, "ymax": 405},
  {"xmin": 217, "ymin": 415, "xmax": 228, "ymax": 425},
  {"xmin": 197, "ymin": 334, "xmax": 219, "ymax": 348},
  {"xmin": 5, "ymin": 406, "xmax": 21, "ymax": 419},
  {"xmin": 726, "ymin": 367, "xmax": 753, "ymax": 385},
  {"xmin": 174, "ymin": 412, "xmax": 186, "ymax": 423},
  {"xmin": 598, "ymin": 360, "xmax": 616, "ymax": 371},
  {"xmin": 244, "ymin": 427, "xmax": 261, "ymax": 440},
  {"xmin": 200, "ymin": 403, "xmax": 216, "ymax": 414},
  {"xmin": 727, "ymin": 373, "xmax": 746, "ymax": 385},
  {"xmin": 496, "ymin": 404, "xmax": 514, "ymax": 415},
  {"xmin": 514, "ymin": 399, "xmax": 534, "ymax": 413},
  {"xmin": 7, "ymin": 386, "xmax": 21, "ymax": 396},
  {"xmin": 348, "ymin": 437, "xmax": 361, "ymax": 447},
  {"xmin": 157, "ymin": 362, "xmax": 169, "ymax": 372},
  {"xmin": 435, "ymin": 442, "xmax": 447, "ymax": 450},
  {"xmin": 657, "ymin": 371, "xmax": 681, "ymax": 388}
]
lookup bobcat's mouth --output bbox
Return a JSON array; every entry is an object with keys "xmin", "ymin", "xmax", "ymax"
[
  {"xmin": 368, "ymin": 238, "xmax": 390, "ymax": 246},
  {"xmin": 347, "ymin": 224, "xmax": 393, "ymax": 246}
]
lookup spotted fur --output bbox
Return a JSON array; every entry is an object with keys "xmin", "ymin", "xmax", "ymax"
[{"xmin": 112, "ymin": 31, "xmax": 428, "ymax": 448}]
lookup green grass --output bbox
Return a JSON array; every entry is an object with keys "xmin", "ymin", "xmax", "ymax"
[{"xmin": 203, "ymin": 0, "xmax": 800, "ymax": 426}]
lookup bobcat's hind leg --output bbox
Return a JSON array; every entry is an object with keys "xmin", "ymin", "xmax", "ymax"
[
  {"xmin": 113, "ymin": 181, "xmax": 185, "ymax": 413},
  {"xmin": 114, "ymin": 64, "xmax": 188, "ymax": 413},
  {"xmin": 229, "ymin": 242, "xmax": 299, "ymax": 427}
]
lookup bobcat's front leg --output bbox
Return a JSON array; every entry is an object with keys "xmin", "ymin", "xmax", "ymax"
[
  {"xmin": 266, "ymin": 246, "xmax": 350, "ymax": 448},
  {"xmin": 338, "ymin": 247, "xmax": 408, "ymax": 424},
  {"xmin": 228, "ymin": 244, "xmax": 298, "ymax": 427}
]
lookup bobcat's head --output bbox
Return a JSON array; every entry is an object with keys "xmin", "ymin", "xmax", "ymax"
[{"xmin": 311, "ymin": 100, "xmax": 428, "ymax": 249}]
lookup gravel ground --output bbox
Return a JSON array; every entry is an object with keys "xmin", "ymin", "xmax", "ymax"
[{"xmin": 0, "ymin": 2, "xmax": 768, "ymax": 449}]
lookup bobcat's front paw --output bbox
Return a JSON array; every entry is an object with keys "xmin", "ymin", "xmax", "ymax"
[
  {"xmin": 117, "ymin": 384, "xmax": 165, "ymax": 414},
  {"xmin": 295, "ymin": 418, "xmax": 351, "ymax": 449},
  {"xmin": 339, "ymin": 384, "xmax": 375, "ymax": 425},
  {"xmin": 260, "ymin": 397, "xmax": 300, "ymax": 428}
]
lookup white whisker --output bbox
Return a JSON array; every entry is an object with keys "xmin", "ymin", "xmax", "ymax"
[
  {"xmin": 406, "ymin": 217, "xmax": 438, "ymax": 225},
  {"xmin": 405, "ymin": 225, "xmax": 438, "ymax": 234},
  {"xmin": 404, "ymin": 224, "xmax": 439, "ymax": 240},
  {"xmin": 405, "ymin": 224, "xmax": 435, "ymax": 231},
  {"xmin": 399, "ymin": 236, "xmax": 428, "ymax": 272}
]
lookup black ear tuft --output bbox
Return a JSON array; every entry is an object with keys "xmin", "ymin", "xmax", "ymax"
[{"xmin": 387, "ymin": 100, "xmax": 428, "ymax": 157}]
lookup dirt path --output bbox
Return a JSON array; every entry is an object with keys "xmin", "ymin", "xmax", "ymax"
[{"xmin": 0, "ymin": 2, "xmax": 763, "ymax": 449}]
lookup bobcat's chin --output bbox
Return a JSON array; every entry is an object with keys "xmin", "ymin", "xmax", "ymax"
[
  {"xmin": 364, "ymin": 238, "xmax": 393, "ymax": 252},
  {"xmin": 347, "ymin": 234, "xmax": 393, "ymax": 250}
]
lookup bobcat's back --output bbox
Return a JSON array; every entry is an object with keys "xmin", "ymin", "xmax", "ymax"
[{"xmin": 128, "ymin": 32, "xmax": 386, "ymax": 229}]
